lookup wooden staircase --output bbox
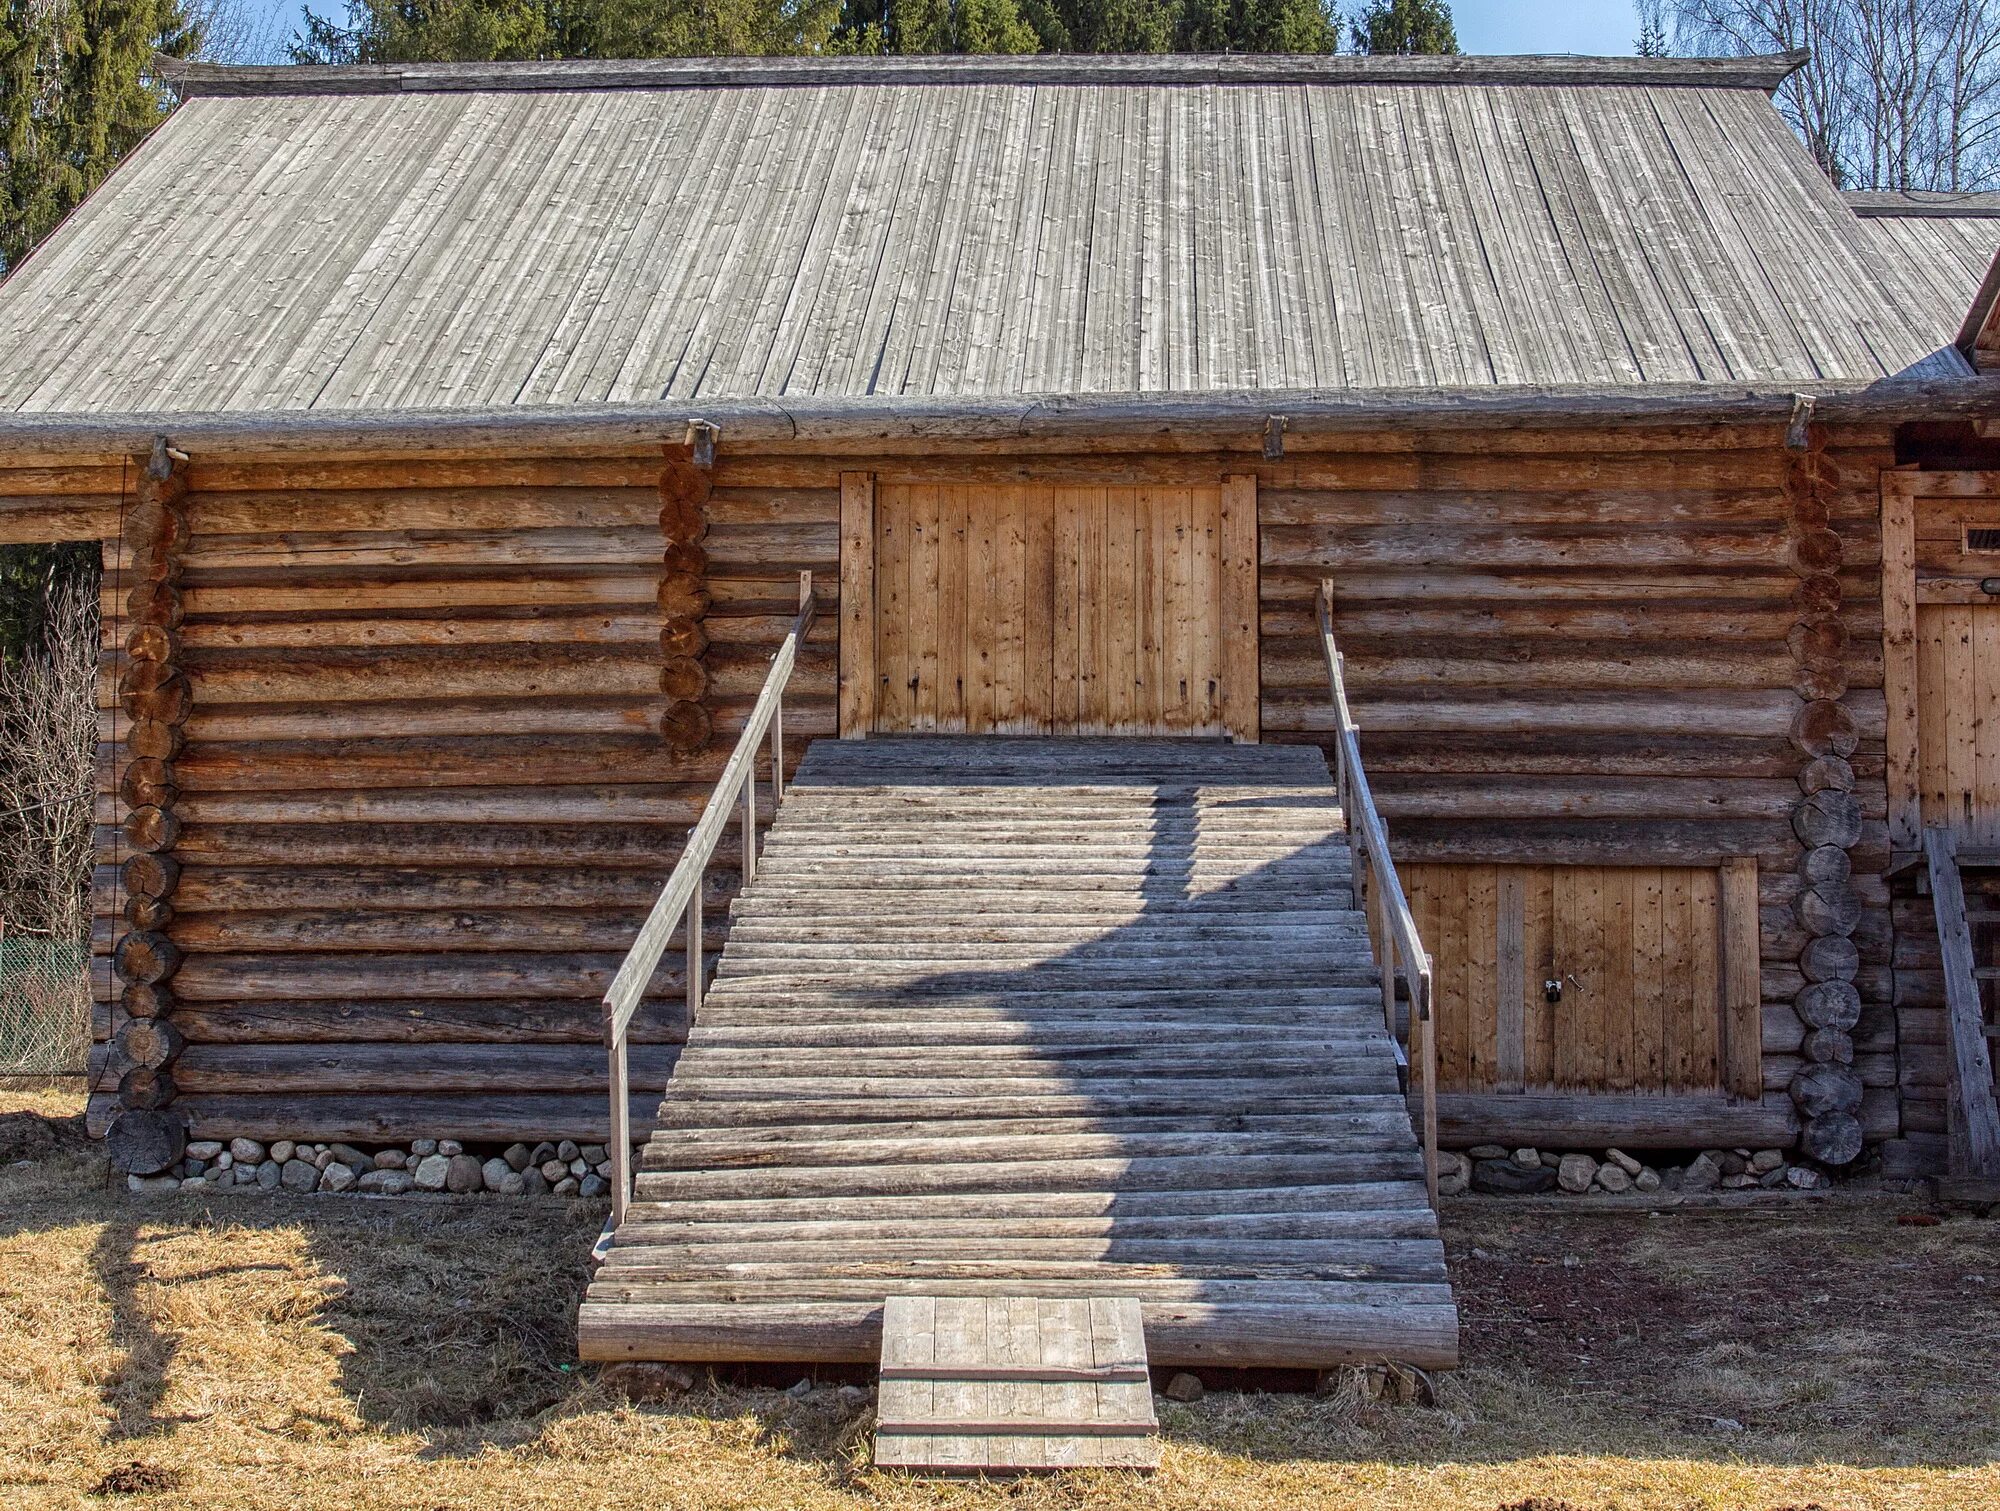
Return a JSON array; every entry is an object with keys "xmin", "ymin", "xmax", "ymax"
[{"xmin": 577, "ymin": 737, "xmax": 1458, "ymax": 1371}]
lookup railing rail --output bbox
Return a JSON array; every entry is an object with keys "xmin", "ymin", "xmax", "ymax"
[
  {"xmin": 1316, "ymin": 579, "xmax": 1438, "ymax": 1206},
  {"xmin": 602, "ymin": 571, "xmax": 816, "ymax": 1229}
]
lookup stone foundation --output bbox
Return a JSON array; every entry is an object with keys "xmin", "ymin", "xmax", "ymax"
[{"xmin": 124, "ymin": 1136, "xmax": 637, "ymax": 1198}]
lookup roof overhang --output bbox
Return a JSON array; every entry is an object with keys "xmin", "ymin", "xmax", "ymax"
[
  {"xmin": 2, "ymin": 377, "xmax": 1993, "ymax": 460},
  {"xmin": 1959, "ymin": 249, "xmax": 2000, "ymax": 370},
  {"xmin": 153, "ymin": 50, "xmax": 1810, "ymax": 99}
]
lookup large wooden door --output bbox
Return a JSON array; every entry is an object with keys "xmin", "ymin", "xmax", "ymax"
[
  {"xmin": 1885, "ymin": 475, "xmax": 2000, "ymax": 851},
  {"xmin": 839, "ymin": 477, "xmax": 1258, "ymax": 739},
  {"xmin": 1401, "ymin": 860, "xmax": 1762, "ymax": 1099}
]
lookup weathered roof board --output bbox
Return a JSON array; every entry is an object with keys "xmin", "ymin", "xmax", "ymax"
[
  {"xmin": 0, "ymin": 56, "xmax": 1977, "ymax": 414},
  {"xmin": 1844, "ymin": 190, "xmax": 2000, "ymax": 363}
]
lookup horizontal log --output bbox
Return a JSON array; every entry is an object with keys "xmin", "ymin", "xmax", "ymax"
[
  {"xmin": 169, "ymin": 951, "xmax": 690, "ymax": 1001},
  {"xmin": 171, "ymin": 997, "xmax": 686, "ymax": 1044},
  {"xmin": 1432, "ymin": 1091, "xmax": 1798, "ymax": 1148},
  {"xmin": 174, "ymin": 1042, "xmax": 680, "ymax": 1093},
  {"xmin": 176, "ymin": 1091, "xmax": 659, "ymax": 1142},
  {"xmin": 170, "ymin": 907, "xmax": 725, "ymax": 953}
]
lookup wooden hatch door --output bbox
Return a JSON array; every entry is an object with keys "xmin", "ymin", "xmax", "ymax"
[
  {"xmin": 1885, "ymin": 473, "xmax": 2000, "ymax": 852},
  {"xmin": 838, "ymin": 477, "xmax": 1259, "ymax": 740}
]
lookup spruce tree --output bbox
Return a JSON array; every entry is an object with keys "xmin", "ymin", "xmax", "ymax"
[
  {"xmin": 1348, "ymin": 0, "xmax": 1453, "ymax": 55},
  {"xmin": 0, "ymin": 0, "xmax": 197, "ymax": 272}
]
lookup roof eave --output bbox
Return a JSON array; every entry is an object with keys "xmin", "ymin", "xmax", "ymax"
[
  {"xmin": 152, "ymin": 49, "xmax": 1811, "ymax": 99},
  {"xmin": 0, "ymin": 375, "xmax": 1988, "ymax": 460}
]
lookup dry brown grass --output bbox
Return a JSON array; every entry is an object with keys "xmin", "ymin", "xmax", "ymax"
[{"xmin": 3, "ymin": 1085, "xmax": 1997, "ymax": 1510}]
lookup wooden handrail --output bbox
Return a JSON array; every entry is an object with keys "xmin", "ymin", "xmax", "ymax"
[
  {"xmin": 1316, "ymin": 580, "xmax": 1438, "ymax": 1207},
  {"xmin": 1923, "ymin": 825, "xmax": 2000, "ymax": 1178},
  {"xmin": 602, "ymin": 571, "xmax": 816, "ymax": 1229}
]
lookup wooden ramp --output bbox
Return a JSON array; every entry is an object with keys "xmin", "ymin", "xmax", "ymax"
[{"xmin": 578, "ymin": 738, "xmax": 1459, "ymax": 1371}]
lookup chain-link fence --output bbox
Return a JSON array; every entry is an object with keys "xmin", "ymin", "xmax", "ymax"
[{"xmin": 0, "ymin": 919, "xmax": 90, "ymax": 1074}]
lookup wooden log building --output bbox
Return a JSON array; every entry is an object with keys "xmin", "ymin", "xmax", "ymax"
[{"xmin": 2, "ymin": 49, "xmax": 1999, "ymax": 1190}]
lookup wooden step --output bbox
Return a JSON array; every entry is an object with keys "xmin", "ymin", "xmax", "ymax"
[{"xmin": 873, "ymin": 1297, "xmax": 1159, "ymax": 1474}]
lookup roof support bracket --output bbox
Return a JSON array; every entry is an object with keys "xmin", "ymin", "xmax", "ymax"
[
  {"xmin": 685, "ymin": 419, "xmax": 719, "ymax": 468},
  {"xmin": 1785, "ymin": 394, "xmax": 1815, "ymax": 450},
  {"xmin": 1264, "ymin": 414, "xmax": 1288, "ymax": 460}
]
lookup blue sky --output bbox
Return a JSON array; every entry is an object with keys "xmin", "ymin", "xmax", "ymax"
[
  {"xmin": 1453, "ymin": 1, "xmax": 1640, "ymax": 56},
  {"xmin": 257, "ymin": 0, "xmax": 1645, "ymax": 63}
]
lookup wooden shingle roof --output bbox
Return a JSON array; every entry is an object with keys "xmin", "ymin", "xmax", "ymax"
[{"xmin": 0, "ymin": 51, "xmax": 1978, "ymax": 416}]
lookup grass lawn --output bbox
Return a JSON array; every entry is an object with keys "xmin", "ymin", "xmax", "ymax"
[{"xmin": 3, "ymin": 1083, "xmax": 1997, "ymax": 1510}]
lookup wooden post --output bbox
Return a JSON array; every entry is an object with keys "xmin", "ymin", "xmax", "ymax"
[
  {"xmin": 686, "ymin": 890, "xmax": 703, "ymax": 1025},
  {"xmin": 1417, "ymin": 962, "xmax": 1438, "ymax": 1208},
  {"xmin": 742, "ymin": 770, "xmax": 757, "ymax": 886},
  {"xmin": 606, "ymin": 1017, "xmax": 631, "ymax": 1228},
  {"xmin": 771, "ymin": 698, "xmax": 784, "ymax": 806},
  {"xmin": 1881, "ymin": 471, "xmax": 1920, "ymax": 855}
]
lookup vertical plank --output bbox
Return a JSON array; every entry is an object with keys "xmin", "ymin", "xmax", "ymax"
[
  {"xmin": 837, "ymin": 471, "xmax": 875, "ymax": 738},
  {"xmin": 1038, "ymin": 1298, "xmax": 1091, "ymax": 1470},
  {"xmin": 1602, "ymin": 867, "xmax": 1635, "ymax": 1093},
  {"xmin": 875, "ymin": 484, "xmax": 910, "ymax": 733},
  {"xmin": 1182, "ymin": 485, "xmax": 1217, "ymax": 731},
  {"xmin": 1523, "ymin": 865, "xmax": 1555, "ymax": 1088},
  {"xmin": 1977, "ymin": 605, "xmax": 2000, "ymax": 848},
  {"xmin": 1881, "ymin": 472, "xmax": 1920, "ymax": 851},
  {"xmin": 1024, "ymin": 486, "xmax": 1057, "ymax": 732},
  {"xmin": 1918, "ymin": 602, "xmax": 1949, "ymax": 832},
  {"xmin": 932, "ymin": 1297, "xmax": 988, "ymax": 1473},
  {"xmin": 1219, "ymin": 473, "xmax": 1260, "ymax": 742},
  {"xmin": 876, "ymin": 1295, "xmax": 936, "ymax": 1470},
  {"xmin": 1719, "ymin": 856, "xmax": 1763, "ymax": 1100},
  {"xmin": 1661, "ymin": 867, "xmax": 1696, "ymax": 1090},
  {"xmin": 1052, "ymin": 488, "xmax": 1081, "ymax": 732},
  {"xmin": 987, "ymin": 1295, "xmax": 1044, "ymax": 1472},
  {"xmin": 1168, "ymin": 487, "xmax": 1192, "ymax": 727},
  {"xmin": 1632, "ymin": 867, "xmax": 1666, "ymax": 1092},
  {"xmin": 1465, "ymin": 865, "xmax": 1498, "ymax": 1091},
  {"xmin": 1686, "ymin": 868, "xmax": 1722, "ymax": 1091},
  {"xmin": 1089, "ymin": 1298, "xmax": 1156, "ymax": 1469},
  {"xmin": 1945, "ymin": 606, "xmax": 1977, "ymax": 832},
  {"xmin": 1436, "ymin": 869, "xmax": 1468, "ymax": 1087},
  {"xmin": 1075, "ymin": 487, "xmax": 1105, "ymax": 734},
  {"xmin": 914, "ymin": 483, "xmax": 944, "ymax": 732},
  {"xmin": 1495, "ymin": 867, "xmax": 1526, "ymax": 1092},
  {"xmin": 1133, "ymin": 486, "xmax": 1164, "ymax": 731}
]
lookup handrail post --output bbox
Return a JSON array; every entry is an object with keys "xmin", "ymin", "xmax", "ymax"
[
  {"xmin": 686, "ymin": 889, "xmax": 703, "ymax": 1025},
  {"xmin": 1416, "ymin": 961, "xmax": 1438, "ymax": 1207},
  {"xmin": 772, "ymin": 696, "xmax": 784, "ymax": 805},
  {"xmin": 606, "ymin": 1013, "xmax": 630, "ymax": 1228},
  {"xmin": 743, "ymin": 767, "xmax": 757, "ymax": 885}
]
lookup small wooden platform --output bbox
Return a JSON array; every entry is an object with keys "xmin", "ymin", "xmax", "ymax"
[
  {"xmin": 874, "ymin": 1296, "xmax": 1158, "ymax": 1473},
  {"xmin": 578, "ymin": 738, "xmax": 1458, "ymax": 1371}
]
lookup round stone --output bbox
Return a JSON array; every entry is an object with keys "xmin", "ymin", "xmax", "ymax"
[
  {"xmin": 229, "ymin": 1137, "xmax": 265, "ymax": 1164},
  {"xmin": 269, "ymin": 1140, "xmax": 296, "ymax": 1165},
  {"xmin": 319, "ymin": 1162, "xmax": 357, "ymax": 1193},
  {"xmin": 481, "ymin": 1157, "xmax": 512, "ymax": 1191},
  {"xmin": 280, "ymin": 1159, "xmax": 318, "ymax": 1192},
  {"xmin": 412, "ymin": 1154, "xmax": 450, "ymax": 1191}
]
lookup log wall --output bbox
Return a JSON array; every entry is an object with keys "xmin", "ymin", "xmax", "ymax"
[
  {"xmin": 0, "ymin": 422, "xmax": 1903, "ymax": 1152},
  {"xmin": 75, "ymin": 451, "xmax": 836, "ymax": 1142}
]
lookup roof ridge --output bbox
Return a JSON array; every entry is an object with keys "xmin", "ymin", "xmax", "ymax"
[
  {"xmin": 153, "ymin": 50, "xmax": 1808, "ymax": 98},
  {"xmin": 1845, "ymin": 188, "xmax": 2000, "ymax": 219}
]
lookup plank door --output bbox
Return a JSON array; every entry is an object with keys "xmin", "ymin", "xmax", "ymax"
[
  {"xmin": 1913, "ymin": 506, "xmax": 2000, "ymax": 848},
  {"xmin": 1402, "ymin": 861, "xmax": 1761, "ymax": 1099},
  {"xmin": 1884, "ymin": 475, "xmax": 2000, "ymax": 851},
  {"xmin": 840, "ymin": 477, "xmax": 1258, "ymax": 739}
]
